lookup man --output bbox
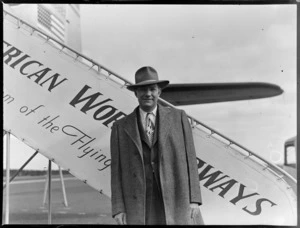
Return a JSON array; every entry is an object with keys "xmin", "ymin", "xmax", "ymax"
[{"xmin": 110, "ymin": 66, "xmax": 203, "ymax": 225}]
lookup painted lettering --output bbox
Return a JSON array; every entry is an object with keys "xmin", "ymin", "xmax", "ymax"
[
  {"xmin": 62, "ymin": 125, "xmax": 111, "ymax": 172},
  {"xmin": 93, "ymin": 105, "xmax": 117, "ymax": 120},
  {"xmin": 10, "ymin": 54, "xmax": 30, "ymax": 69},
  {"xmin": 3, "ymin": 43, "xmax": 22, "ymax": 64},
  {"xmin": 242, "ymin": 198, "xmax": 277, "ymax": 216},
  {"xmin": 3, "ymin": 40, "xmax": 68, "ymax": 92},
  {"xmin": 95, "ymin": 154, "xmax": 106, "ymax": 162},
  {"xmin": 39, "ymin": 73, "xmax": 68, "ymax": 92},
  {"xmin": 69, "ymin": 85, "xmax": 112, "ymax": 113},
  {"xmin": 197, "ymin": 157, "xmax": 277, "ymax": 217},
  {"xmin": 199, "ymin": 164, "xmax": 229, "ymax": 188},
  {"xmin": 27, "ymin": 69, "xmax": 68, "ymax": 92},
  {"xmin": 69, "ymin": 85, "xmax": 127, "ymax": 128},
  {"xmin": 102, "ymin": 111, "xmax": 127, "ymax": 128},
  {"xmin": 209, "ymin": 179, "xmax": 238, "ymax": 198},
  {"xmin": 98, "ymin": 159, "xmax": 111, "ymax": 171},
  {"xmin": 197, "ymin": 157, "xmax": 206, "ymax": 169},
  {"xmin": 20, "ymin": 60, "xmax": 43, "ymax": 75},
  {"xmin": 230, "ymin": 184, "xmax": 259, "ymax": 205},
  {"xmin": 77, "ymin": 147, "xmax": 95, "ymax": 158},
  {"xmin": 27, "ymin": 67, "xmax": 52, "ymax": 83},
  {"xmin": 3, "ymin": 94, "xmax": 15, "ymax": 104}
]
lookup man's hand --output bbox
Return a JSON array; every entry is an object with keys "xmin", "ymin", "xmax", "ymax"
[
  {"xmin": 190, "ymin": 203, "xmax": 204, "ymax": 224},
  {"xmin": 190, "ymin": 203, "xmax": 200, "ymax": 219},
  {"xmin": 114, "ymin": 212, "xmax": 127, "ymax": 225}
]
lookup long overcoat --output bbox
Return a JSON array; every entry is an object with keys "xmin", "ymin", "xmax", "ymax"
[{"xmin": 110, "ymin": 104, "xmax": 202, "ymax": 225}]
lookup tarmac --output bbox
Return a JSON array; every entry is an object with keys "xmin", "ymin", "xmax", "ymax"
[{"xmin": 2, "ymin": 174, "xmax": 116, "ymax": 224}]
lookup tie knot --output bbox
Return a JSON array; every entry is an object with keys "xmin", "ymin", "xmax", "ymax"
[{"xmin": 147, "ymin": 112, "xmax": 154, "ymax": 123}]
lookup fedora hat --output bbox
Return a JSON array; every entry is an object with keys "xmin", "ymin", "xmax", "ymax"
[{"xmin": 127, "ymin": 66, "xmax": 169, "ymax": 91}]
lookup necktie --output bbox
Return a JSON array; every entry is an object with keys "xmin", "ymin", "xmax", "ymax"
[{"xmin": 146, "ymin": 113, "xmax": 155, "ymax": 144}]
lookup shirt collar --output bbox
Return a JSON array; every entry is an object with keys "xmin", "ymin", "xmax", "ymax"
[{"xmin": 139, "ymin": 105, "xmax": 157, "ymax": 120}]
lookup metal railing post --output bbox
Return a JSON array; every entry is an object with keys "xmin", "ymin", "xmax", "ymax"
[
  {"xmin": 42, "ymin": 170, "xmax": 49, "ymax": 207},
  {"xmin": 48, "ymin": 160, "xmax": 52, "ymax": 224},
  {"xmin": 5, "ymin": 131, "xmax": 11, "ymax": 224},
  {"xmin": 59, "ymin": 166, "xmax": 68, "ymax": 207}
]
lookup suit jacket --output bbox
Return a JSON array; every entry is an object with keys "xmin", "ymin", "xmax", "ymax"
[{"xmin": 110, "ymin": 104, "xmax": 202, "ymax": 225}]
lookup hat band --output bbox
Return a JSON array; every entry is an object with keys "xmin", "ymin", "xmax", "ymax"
[{"xmin": 136, "ymin": 79, "xmax": 158, "ymax": 84}]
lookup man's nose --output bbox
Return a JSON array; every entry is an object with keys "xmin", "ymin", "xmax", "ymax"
[{"xmin": 145, "ymin": 89, "xmax": 152, "ymax": 96}]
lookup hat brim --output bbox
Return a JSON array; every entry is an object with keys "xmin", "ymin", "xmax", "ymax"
[{"xmin": 127, "ymin": 80, "xmax": 169, "ymax": 91}]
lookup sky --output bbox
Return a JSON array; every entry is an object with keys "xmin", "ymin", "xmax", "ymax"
[{"xmin": 4, "ymin": 4, "xmax": 296, "ymax": 170}]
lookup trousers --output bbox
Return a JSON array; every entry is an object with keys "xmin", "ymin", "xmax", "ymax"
[{"xmin": 145, "ymin": 172, "xmax": 166, "ymax": 225}]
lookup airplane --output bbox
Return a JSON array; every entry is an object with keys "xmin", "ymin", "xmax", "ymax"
[
  {"xmin": 3, "ymin": 4, "xmax": 296, "ymax": 225},
  {"xmin": 5, "ymin": 3, "xmax": 284, "ymax": 107}
]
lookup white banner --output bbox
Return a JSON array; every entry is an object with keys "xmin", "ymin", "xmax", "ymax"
[{"xmin": 3, "ymin": 16, "xmax": 296, "ymax": 225}]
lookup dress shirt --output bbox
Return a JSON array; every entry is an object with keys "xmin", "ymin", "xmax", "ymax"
[{"xmin": 139, "ymin": 106, "xmax": 157, "ymax": 131}]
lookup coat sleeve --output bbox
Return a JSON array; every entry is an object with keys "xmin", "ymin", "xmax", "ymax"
[
  {"xmin": 110, "ymin": 122, "xmax": 126, "ymax": 216},
  {"xmin": 181, "ymin": 110, "xmax": 202, "ymax": 205}
]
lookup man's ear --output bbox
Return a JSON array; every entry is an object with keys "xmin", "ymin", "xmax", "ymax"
[{"xmin": 158, "ymin": 87, "xmax": 162, "ymax": 96}]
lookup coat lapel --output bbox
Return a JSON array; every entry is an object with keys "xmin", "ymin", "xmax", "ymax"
[
  {"xmin": 122, "ymin": 105, "xmax": 171, "ymax": 159},
  {"xmin": 123, "ymin": 107, "xmax": 143, "ymax": 159},
  {"xmin": 157, "ymin": 104, "xmax": 171, "ymax": 147}
]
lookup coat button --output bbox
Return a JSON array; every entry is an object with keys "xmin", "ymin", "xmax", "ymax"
[
  {"xmin": 133, "ymin": 195, "xmax": 137, "ymax": 200},
  {"xmin": 133, "ymin": 173, "xmax": 136, "ymax": 177}
]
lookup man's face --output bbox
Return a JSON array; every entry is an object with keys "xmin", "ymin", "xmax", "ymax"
[{"xmin": 135, "ymin": 84, "xmax": 161, "ymax": 112}]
